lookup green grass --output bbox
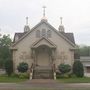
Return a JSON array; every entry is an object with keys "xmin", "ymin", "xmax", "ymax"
[
  {"xmin": 1, "ymin": 74, "xmax": 90, "ymax": 84},
  {"xmin": 57, "ymin": 77, "xmax": 90, "ymax": 83},
  {"xmin": 0, "ymin": 75, "xmax": 27, "ymax": 83}
]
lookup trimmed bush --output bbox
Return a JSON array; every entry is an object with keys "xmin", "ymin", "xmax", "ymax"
[
  {"xmin": 58, "ymin": 64, "xmax": 71, "ymax": 74},
  {"xmin": 4, "ymin": 60, "xmax": 13, "ymax": 76},
  {"xmin": 17, "ymin": 62, "xmax": 28, "ymax": 73},
  {"xmin": 73, "ymin": 60, "xmax": 84, "ymax": 77}
]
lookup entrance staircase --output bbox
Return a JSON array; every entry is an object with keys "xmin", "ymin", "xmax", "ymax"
[{"xmin": 33, "ymin": 66, "xmax": 53, "ymax": 79}]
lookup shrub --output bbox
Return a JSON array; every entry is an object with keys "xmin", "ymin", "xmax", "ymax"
[
  {"xmin": 68, "ymin": 73, "xmax": 77, "ymax": 78},
  {"xmin": 56, "ymin": 72, "xmax": 63, "ymax": 79},
  {"xmin": 73, "ymin": 60, "xmax": 84, "ymax": 77},
  {"xmin": 4, "ymin": 60, "xmax": 13, "ymax": 76},
  {"xmin": 11, "ymin": 73, "xmax": 19, "ymax": 78},
  {"xmin": 17, "ymin": 62, "xmax": 28, "ymax": 73},
  {"xmin": 19, "ymin": 73, "xmax": 29, "ymax": 79},
  {"xmin": 58, "ymin": 64, "xmax": 71, "ymax": 74}
]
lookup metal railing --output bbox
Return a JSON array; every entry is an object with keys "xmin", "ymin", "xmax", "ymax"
[{"xmin": 52, "ymin": 64, "xmax": 56, "ymax": 80}]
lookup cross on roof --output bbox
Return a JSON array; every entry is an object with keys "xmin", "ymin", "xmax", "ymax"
[{"xmin": 43, "ymin": 6, "xmax": 46, "ymax": 17}]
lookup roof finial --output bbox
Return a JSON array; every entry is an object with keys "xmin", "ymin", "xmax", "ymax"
[
  {"xmin": 59, "ymin": 17, "xmax": 65, "ymax": 32},
  {"xmin": 41, "ymin": 6, "xmax": 47, "ymax": 22},
  {"xmin": 60, "ymin": 17, "xmax": 63, "ymax": 24},
  {"xmin": 43, "ymin": 6, "xmax": 46, "ymax": 17},
  {"xmin": 26, "ymin": 17, "xmax": 28, "ymax": 25},
  {"xmin": 24, "ymin": 17, "xmax": 30, "ymax": 32}
]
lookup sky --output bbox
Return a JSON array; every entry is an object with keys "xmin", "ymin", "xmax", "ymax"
[{"xmin": 0, "ymin": 0, "xmax": 90, "ymax": 45}]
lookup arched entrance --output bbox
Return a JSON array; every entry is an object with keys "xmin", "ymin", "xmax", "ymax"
[
  {"xmin": 30, "ymin": 38, "xmax": 56, "ymax": 79},
  {"xmin": 36, "ymin": 45, "xmax": 52, "ymax": 66}
]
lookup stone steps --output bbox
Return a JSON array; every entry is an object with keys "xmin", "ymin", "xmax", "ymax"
[{"xmin": 33, "ymin": 66, "xmax": 53, "ymax": 79}]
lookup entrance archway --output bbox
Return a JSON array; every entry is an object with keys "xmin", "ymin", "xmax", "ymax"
[
  {"xmin": 30, "ymin": 38, "xmax": 56, "ymax": 79},
  {"xmin": 36, "ymin": 45, "xmax": 52, "ymax": 66}
]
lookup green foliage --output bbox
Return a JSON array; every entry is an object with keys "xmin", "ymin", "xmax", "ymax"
[
  {"xmin": 74, "ymin": 45, "xmax": 90, "ymax": 57},
  {"xmin": 56, "ymin": 73, "xmax": 69, "ymax": 78},
  {"xmin": 0, "ymin": 35, "xmax": 11, "ymax": 47},
  {"xmin": 0, "ymin": 34, "xmax": 12, "ymax": 68},
  {"xmin": 11, "ymin": 73, "xmax": 29, "ymax": 79},
  {"xmin": 79, "ymin": 45, "xmax": 90, "ymax": 56},
  {"xmin": 74, "ymin": 48, "xmax": 80, "ymax": 59},
  {"xmin": 19, "ymin": 73, "xmax": 29, "ymax": 79},
  {"xmin": 73, "ymin": 60, "xmax": 84, "ymax": 77},
  {"xmin": 17, "ymin": 62, "xmax": 28, "ymax": 73},
  {"xmin": 58, "ymin": 64, "xmax": 71, "ymax": 74},
  {"xmin": 4, "ymin": 60, "xmax": 13, "ymax": 76},
  {"xmin": 11, "ymin": 73, "xmax": 19, "ymax": 78},
  {"xmin": 57, "ymin": 77, "xmax": 90, "ymax": 83},
  {"xmin": 0, "ymin": 75, "xmax": 27, "ymax": 83}
]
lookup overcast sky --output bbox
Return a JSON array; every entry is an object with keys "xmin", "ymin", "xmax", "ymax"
[{"xmin": 0, "ymin": 0, "xmax": 90, "ymax": 45}]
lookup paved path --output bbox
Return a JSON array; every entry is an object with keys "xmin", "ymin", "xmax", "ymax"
[{"xmin": 0, "ymin": 79, "xmax": 90, "ymax": 90}]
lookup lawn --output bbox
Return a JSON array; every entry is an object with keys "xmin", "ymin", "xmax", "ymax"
[
  {"xmin": 0, "ymin": 75, "xmax": 90, "ymax": 83},
  {"xmin": 57, "ymin": 77, "xmax": 90, "ymax": 83},
  {"xmin": 0, "ymin": 75, "xmax": 27, "ymax": 83}
]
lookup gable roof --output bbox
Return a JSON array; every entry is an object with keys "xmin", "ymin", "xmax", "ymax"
[
  {"xmin": 12, "ymin": 20, "xmax": 75, "ymax": 47},
  {"xmin": 13, "ymin": 32, "xmax": 26, "ymax": 42},
  {"xmin": 61, "ymin": 32, "xmax": 75, "ymax": 44},
  {"xmin": 31, "ymin": 37, "xmax": 56, "ymax": 48}
]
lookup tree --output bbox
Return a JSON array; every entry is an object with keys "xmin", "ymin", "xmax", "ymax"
[
  {"xmin": 74, "ymin": 45, "xmax": 90, "ymax": 57},
  {"xmin": 58, "ymin": 64, "xmax": 71, "ymax": 74},
  {"xmin": 0, "ymin": 34, "xmax": 12, "ymax": 68},
  {"xmin": 79, "ymin": 45, "xmax": 90, "ymax": 56},
  {"xmin": 4, "ymin": 60, "xmax": 13, "ymax": 76},
  {"xmin": 73, "ymin": 60, "xmax": 84, "ymax": 77},
  {"xmin": 74, "ymin": 45, "xmax": 80, "ymax": 59},
  {"xmin": 17, "ymin": 62, "xmax": 28, "ymax": 73}
]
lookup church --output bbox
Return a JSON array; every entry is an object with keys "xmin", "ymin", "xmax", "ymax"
[{"xmin": 11, "ymin": 7, "xmax": 76, "ymax": 79}]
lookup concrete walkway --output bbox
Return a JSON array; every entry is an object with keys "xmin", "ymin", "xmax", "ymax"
[{"xmin": 0, "ymin": 79, "xmax": 90, "ymax": 90}]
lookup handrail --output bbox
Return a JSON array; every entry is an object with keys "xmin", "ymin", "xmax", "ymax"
[
  {"xmin": 30, "ymin": 63, "xmax": 34, "ymax": 80},
  {"xmin": 52, "ymin": 64, "xmax": 56, "ymax": 80},
  {"xmin": 30, "ymin": 63, "xmax": 33, "ymax": 72},
  {"xmin": 52, "ymin": 64, "xmax": 55, "ymax": 72}
]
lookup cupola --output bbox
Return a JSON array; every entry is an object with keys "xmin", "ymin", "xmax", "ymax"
[
  {"xmin": 58, "ymin": 17, "xmax": 65, "ymax": 32},
  {"xmin": 24, "ymin": 17, "xmax": 30, "ymax": 33}
]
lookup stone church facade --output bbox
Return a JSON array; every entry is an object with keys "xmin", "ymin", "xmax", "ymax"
[{"xmin": 11, "ymin": 14, "xmax": 76, "ymax": 79}]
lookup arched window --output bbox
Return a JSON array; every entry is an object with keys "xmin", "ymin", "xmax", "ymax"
[
  {"xmin": 36, "ymin": 30, "xmax": 40, "ymax": 38},
  {"xmin": 42, "ymin": 29, "xmax": 46, "ymax": 37},
  {"xmin": 47, "ymin": 30, "xmax": 51, "ymax": 38}
]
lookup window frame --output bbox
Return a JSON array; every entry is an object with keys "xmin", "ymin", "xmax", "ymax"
[
  {"xmin": 47, "ymin": 30, "xmax": 51, "ymax": 38},
  {"xmin": 36, "ymin": 30, "xmax": 40, "ymax": 38}
]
